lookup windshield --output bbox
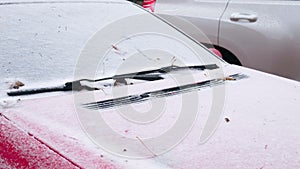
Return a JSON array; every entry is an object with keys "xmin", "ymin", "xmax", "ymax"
[{"xmin": 0, "ymin": 1, "xmax": 225, "ymax": 99}]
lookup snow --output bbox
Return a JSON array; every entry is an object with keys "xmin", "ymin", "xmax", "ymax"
[
  {"xmin": 2, "ymin": 65, "xmax": 300, "ymax": 168},
  {"xmin": 0, "ymin": 114, "xmax": 81, "ymax": 168},
  {"xmin": 0, "ymin": 1, "xmax": 222, "ymax": 101},
  {"xmin": 1, "ymin": 1, "xmax": 300, "ymax": 169},
  {"xmin": 0, "ymin": 1, "xmax": 143, "ymax": 99},
  {"xmin": 0, "ymin": 1, "xmax": 181, "ymax": 168}
]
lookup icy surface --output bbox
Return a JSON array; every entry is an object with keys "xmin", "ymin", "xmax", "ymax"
[
  {"xmin": 2, "ymin": 65, "xmax": 300, "ymax": 169},
  {"xmin": 0, "ymin": 2, "xmax": 220, "ymax": 100},
  {"xmin": 1, "ymin": 1, "xmax": 300, "ymax": 169},
  {"xmin": 0, "ymin": 1, "xmax": 142, "ymax": 99}
]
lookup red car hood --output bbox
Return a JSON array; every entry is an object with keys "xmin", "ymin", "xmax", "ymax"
[{"xmin": 1, "ymin": 65, "xmax": 300, "ymax": 169}]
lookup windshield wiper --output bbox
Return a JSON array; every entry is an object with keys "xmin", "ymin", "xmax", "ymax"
[
  {"xmin": 83, "ymin": 73, "xmax": 249, "ymax": 110},
  {"xmin": 7, "ymin": 64, "xmax": 219, "ymax": 96}
]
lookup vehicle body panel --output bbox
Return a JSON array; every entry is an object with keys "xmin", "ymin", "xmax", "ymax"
[
  {"xmin": 0, "ymin": 114, "xmax": 80, "ymax": 169},
  {"xmin": 1, "ymin": 65, "xmax": 300, "ymax": 168},
  {"xmin": 220, "ymin": 0, "xmax": 300, "ymax": 80},
  {"xmin": 155, "ymin": 0, "xmax": 229, "ymax": 45},
  {"xmin": 155, "ymin": 0, "xmax": 300, "ymax": 81},
  {"xmin": 0, "ymin": 1, "xmax": 300, "ymax": 168}
]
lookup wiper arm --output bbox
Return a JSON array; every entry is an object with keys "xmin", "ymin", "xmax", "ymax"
[
  {"xmin": 7, "ymin": 64, "xmax": 218, "ymax": 96},
  {"xmin": 106, "ymin": 64, "xmax": 218, "ymax": 80},
  {"xmin": 6, "ymin": 81, "xmax": 93, "ymax": 96},
  {"xmin": 6, "ymin": 75, "xmax": 162, "ymax": 96}
]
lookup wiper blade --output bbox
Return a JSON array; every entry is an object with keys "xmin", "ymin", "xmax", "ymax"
[
  {"xmin": 83, "ymin": 73, "xmax": 249, "ymax": 110},
  {"xmin": 7, "ymin": 64, "xmax": 218, "ymax": 96}
]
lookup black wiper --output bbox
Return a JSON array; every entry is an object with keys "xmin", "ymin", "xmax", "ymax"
[
  {"xmin": 82, "ymin": 73, "xmax": 249, "ymax": 110},
  {"xmin": 7, "ymin": 64, "xmax": 218, "ymax": 96}
]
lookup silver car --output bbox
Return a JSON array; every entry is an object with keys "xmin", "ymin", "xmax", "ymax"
[{"xmin": 154, "ymin": 0, "xmax": 300, "ymax": 81}]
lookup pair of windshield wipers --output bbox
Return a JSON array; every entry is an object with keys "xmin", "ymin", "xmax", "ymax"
[{"xmin": 7, "ymin": 64, "xmax": 220, "ymax": 96}]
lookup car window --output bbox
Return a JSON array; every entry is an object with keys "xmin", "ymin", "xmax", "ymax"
[{"xmin": 0, "ymin": 1, "xmax": 224, "ymax": 99}]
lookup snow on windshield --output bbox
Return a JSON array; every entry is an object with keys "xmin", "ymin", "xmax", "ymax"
[
  {"xmin": 0, "ymin": 2, "xmax": 142, "ymax": 99},
  {"xmin": 0, "ymin": 2, "xmax": 223, "ymax": 99}
]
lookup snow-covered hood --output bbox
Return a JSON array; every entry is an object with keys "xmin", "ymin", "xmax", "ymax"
[
  {"xmin": 1, "ymin": 1, "xmax": 299, "ymax": 168},
  {"xmin": 1, "ymin": 65, "xmax": 300, "ymax": 169}
]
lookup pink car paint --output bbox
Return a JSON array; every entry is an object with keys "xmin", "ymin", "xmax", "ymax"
[
  {"xmin": 142, "ymin": 0, "xmax": 156, "ymax": 12},
  {"xmin": 0, "ymin": 114, "xmax": 80, "ymax": 168},
  {"xmin": 209, "ymin": 48, "xmax": 223, "ymax": 58}
]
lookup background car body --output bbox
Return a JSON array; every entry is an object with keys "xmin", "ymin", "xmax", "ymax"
[
  {"xmin": 155, "ymin": 0, "xmax": 300, "ymax": 81},
  {"xmin": 1, "ymin": 1, "xmax": 300, "ymax": 168}
]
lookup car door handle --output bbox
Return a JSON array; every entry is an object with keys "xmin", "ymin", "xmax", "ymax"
[{"xmin": 230, "ymin": 13, "xmax": 258, "ymax": 22}]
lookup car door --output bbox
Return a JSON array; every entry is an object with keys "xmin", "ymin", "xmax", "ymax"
[
  {"xmin": 219, "ymin": 0, "xmax": 300, "ymax": 80},
  {"xmin": 155, "ymin": 0, "xmax": 229, "ymax": 45}
]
